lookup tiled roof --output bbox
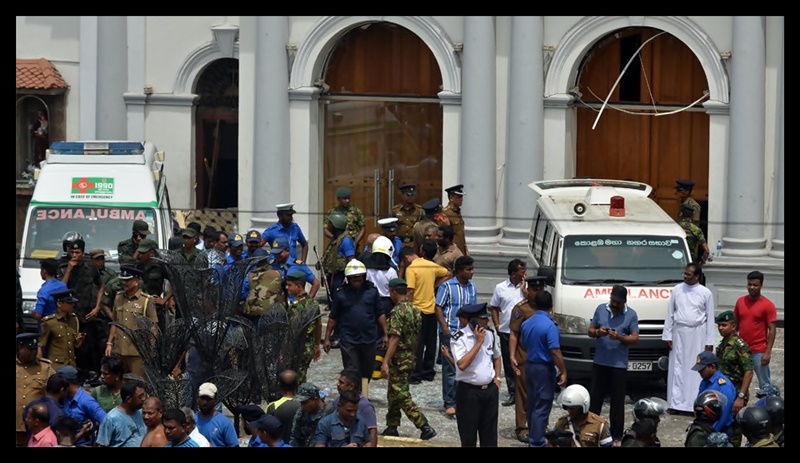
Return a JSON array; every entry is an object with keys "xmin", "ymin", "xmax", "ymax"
[{"xmin": 16, "ymin": 58, "xmax": 69, "ymax": 90}]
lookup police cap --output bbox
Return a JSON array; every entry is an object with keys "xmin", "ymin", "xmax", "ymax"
[
  {"xmin": 118, "ymin": 265, "xmax": 143, "ymax": 280},
  {"xmin": 249, "ymin": 415, "xmax": 282, "ymax": 436},
  {"xmin": 445, "ymin": 184, "xmax": 465, "ymax": 196},
  {"xmin": 715, "ymin": 310, "xmax": 735, "ymax": 324},
  {"xmin": 675, "ymin": 179, "xmax": 695, "ymax": 191},
  {"xmin": 295, "ymin": 382, "xmax": 321, "ymax": 402},
  {"xmin": 378, "ymin": 217, "xmax": 399, "ymax": 230},
  {"xmin": 399, "ymin": 183, "xmax": 417, "ymax": 195},
  {"xmin": 228, "ymin": 233, "xmax": 244, "ymax": 248},
  {"xmin": 691, "ymin": 351, "xmax": 719, "ymax": 371},
  {"xmin": 275, "ymin": 203, "xmax": 296, "ymax": 214},
  {"xmin": 51, "ymin": 288, "xmax": 79, "ymax": 304},
  {"xmin": 246, "ymin": 229, "xmax": 262, "ymax": 243},
  {"xmin": 270, "ymin": 237, "xmax": 289, "ymax": 254},
  {"xmin": 421, "ymin": 198, "xmax": 441, "ymax": 213},
  {"xmin": 16, "ymin": 333, "xmax": 39, "ymax": 348},
  {"xmin": 57, "ymin": 365, "xmax": 80, "ymax": 382},
  {"xmin": 525, "ymin": 276, "xmax": 548, "ymax": 289},
  {"xmin": 457, "ymin": 302, "xmax": 490, "ymax": 319},
  {"xmin": 236, "ymin": 404, "xmax": 265, "ymax": 422}
]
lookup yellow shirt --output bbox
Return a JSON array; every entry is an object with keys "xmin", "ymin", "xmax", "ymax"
[{"xmin": 405, "ymin": 258, "xmax": 449, "ymax": 315}]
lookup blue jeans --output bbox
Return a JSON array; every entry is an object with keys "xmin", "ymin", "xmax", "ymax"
[
  {"xmin": 440, "ymin": 335, "xmax": 457, "ymax": 409},
  {"xmin": 525, "ymin": 361, "xmax": 556, "ymax": 448},
  {"xmin": 751, "ymin": 352, "xmax": 772, "ymax": 390}
]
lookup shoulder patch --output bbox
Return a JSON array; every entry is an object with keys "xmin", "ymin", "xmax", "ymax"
[
  {"xmin": 39, "ymin": 358, "xmax": 52, "ymax": 364},
  {"xmin": 717, "ymin": 377, "xmax": 727, "ymax": 385},
  {"xmin": 295, "ymin": 259, "xmax": 304, "ymax": 265},
  {"xmin": 452, "ymin": 330, "xmax": 464, "ymax": 340},
  {"xmin": 512, "ymin": 309, "xmax": 522, "ymax": 320}
]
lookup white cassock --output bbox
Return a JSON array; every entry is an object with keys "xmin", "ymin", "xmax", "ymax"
[{"xmin": 661, "ymin": 282, "xmax": 716, "ymax": 412}]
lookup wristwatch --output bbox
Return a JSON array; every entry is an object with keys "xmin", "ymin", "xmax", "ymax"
[{"xmin": 737, "ymin": 392, "xmax": 746, "ymax": 399}]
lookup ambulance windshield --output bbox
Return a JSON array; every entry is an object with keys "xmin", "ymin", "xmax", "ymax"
[
  {"xmin": 20, "ymin": 206, "xmax": 159, "ymax": 268},
  {"xmin": 561, "ymin": 235, "xmax": 689, "ymax": 285}
]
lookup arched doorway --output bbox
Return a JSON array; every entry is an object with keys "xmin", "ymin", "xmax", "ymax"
[
  {"xmin": 574, "ymin": 27, "xmax": 710, "ymax": 235},
  {"xmin": 321, "ymin": 21, "xmax": 444, "ymax": 246},
  {"xmin": 194, "ymin": 58, "xmax": 239, "ymax": 209}
]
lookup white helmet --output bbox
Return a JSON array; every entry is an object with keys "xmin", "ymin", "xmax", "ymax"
[
  {"xmin": 558, "ymin": 384, "xmax": 591, "ymax": 414},
  {"xmin": 344, "ymin": 259, "xmax": 367, "ymax": 277},
  {"xmin": 371, "ymin": 236, "xmax": 394, "ymax": 258}
]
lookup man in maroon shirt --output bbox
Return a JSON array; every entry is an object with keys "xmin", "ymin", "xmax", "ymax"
[{"xmin": 733, "ymin": 271, "xmax": 777, "ymax": 395}]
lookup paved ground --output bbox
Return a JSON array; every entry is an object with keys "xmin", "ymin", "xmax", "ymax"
[{"xmin": 301, "ymin": 309, "xmax": 784, "ymax": 448}]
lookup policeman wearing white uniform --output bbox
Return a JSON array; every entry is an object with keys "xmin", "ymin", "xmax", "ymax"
[{"xmin": 450, "ymin": 302, "xmax": 502, "ymax": 447}]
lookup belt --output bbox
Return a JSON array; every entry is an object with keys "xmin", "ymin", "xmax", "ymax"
[{"xmin": 459, "ymin": 381, "xmax": 493, "ymax": 390}]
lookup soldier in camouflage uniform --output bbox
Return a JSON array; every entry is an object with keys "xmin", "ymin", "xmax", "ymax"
[
  {"xmin": 286, "ymin": 269, "xmax": 321, "ymax": 384},
  {"xmin": 134, "ymin": 239, "xmax": 173, "ymax": 331},
  {"xmin": 679, "ymin": 203, "xmax": 709, "ymax": 264},
  {"xmin": 392, "ymin": 184, "xmax": 423, "ymax": 249},
  {"xmin": 288, "ymin": 383, "xmax": 334, "ymax": 447},
  {"xmin": 117, "ymin": 219, "xmax": 151, "ymax": 265},
  {"xmin": 323, "ymin": 187, "xmax": 365, "ymax": 247},
  {"xmin": 714, "ymin": 309, "xmax": 754, "ymax": 447},
  {"xmin": 242, "ymin": 257, "xmax": 286, "ymax": 327},
  {"xmin": 379, "ymin": 278, "xmax": 437, "ymax": 440},
  {"xmin": 675, "ymin": 179, "xmax": 701, "ymax": 227}
]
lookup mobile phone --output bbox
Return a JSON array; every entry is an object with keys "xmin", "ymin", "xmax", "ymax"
[{"xmin": 469, "ymin": 318, "xmax": 480, "ymax": 329}]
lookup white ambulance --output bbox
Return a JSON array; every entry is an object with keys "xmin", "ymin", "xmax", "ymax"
[
  {"xmin": 17, "ymin": 141, "xmax": 174, "ymax": 332},
  {"xmin": 526, "ymin": 178, "xmax": 692, "ymax": 380}
]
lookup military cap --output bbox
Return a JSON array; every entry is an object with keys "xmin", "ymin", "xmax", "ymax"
[
  {"xmin": 237, "ymin": 404, "xmax": 266, "ymax": 422},
  {"xmin": 275, "ymin": 203, "xmax": 296, "ymax": 214},
  {"xmin": 118, "ymin": 265, "xmax": 143, "ymax": 280},
  {"xmin": 445, "ymin": 184, "xmax": 465, "ymax": 196},
  {"xmin": 180, "ymin": 227, "xmax": 197, "ymax": 238},
  {"xmin": 57, "ymin": 365, "xmax": 80, "ymax": 382},
  {"xmin": 270, "ymin": 237, "xmax": 289, "ymax": 254},
  {"xmin": 51, "ymin": 288, "xmax": 78, "ymax": 304},
  {"xmin": 675, "ymin": 179, "xmax": 695, "ymax": 191},
  {"xmin": 691, "ymin": 351, "xmax": 719, "ymax": 371},
  {"xmin": 137, "ymin": 238, "xmax": 158, "ymax": 253},
  {"xmin": 715, "ymin": 310, "xmax": 735, "ymax": 324},
  {"xmin": 610, "ymin": 284, "xmax": 628, "ymax": 303},
  {"xmin": 295, "ymin": 382, "xmax": 321, "ymax": 402},
  {"xmin": 525, "ymin": 276, "xmax": 548, "ymax": 289},
  {"xmin": 249, "ymin": 415, "xmax": 282, "ymax": 436},
  {"xmin": 336, "ymin": 187, "xmax": 352, "ymax": 198},
  {"xmin": 69, "ymin": 239, "xmax": 86, "ymax": 251},
  {"xmin": 286, "ymin": 269, "xmax": 307, "ymax": 282},
  {"xmin": 399, "ymin": 184, "xmax": 417, "ymax": 194},
  {"xmin": 378, "ymin": 217, "xmax": 399, "ymax": 230},
  {"xmin": 16, "ymin": 332, "xmax": 39, "ymax": 348},
  {"xmin": 132, "ymin": 220, "xmax": 151, "ymax": 235},
  {"xmin": 457, "ymin": 302, "xmax": 490, "ymax": 319},
  {"xmin": 246, "ymin": 229, "xmax": 262, "ymax": 243},
  {"xmin": 228, "ymin": 233, "xmax": 244, "ymax": 248},
  {"xmin": 388, "ymin": 278, "xmax": 408, "ymax": 290},
  {"xmin": 421, "ymin": 198, "xmax": 442, "ymax": 213},
  {"xmin": 680, "ymin": 202, "xmax": 695, "ymax": 213},
  {"xmin": 88, "ymin": 249, "xmax": 106, "ymax": 259}
]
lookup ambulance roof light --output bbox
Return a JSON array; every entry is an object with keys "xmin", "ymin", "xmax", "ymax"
[
  {"xmin": 48, "ymin": 142, "xmax": 145, "ymax": 155},
  {"xmin": 609, "ymin": 195, "xmax": 625, "ymax": 217}
]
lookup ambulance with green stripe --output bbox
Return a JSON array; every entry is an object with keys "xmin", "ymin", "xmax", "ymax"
[{"xmin": 17, "ymin": 141, "xmax": 174, "ymax": 332}]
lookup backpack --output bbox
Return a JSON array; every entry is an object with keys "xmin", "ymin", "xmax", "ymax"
[
  {"xmin": 322, "ymin": 234, "xmax": 347, "ymax": 274},
  {"xmin": 244, "ymin": 266, "xmax": 285, "ymax": 316}
]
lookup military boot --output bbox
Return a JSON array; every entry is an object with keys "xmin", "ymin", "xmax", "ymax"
[
  {"xmin": 420, "ymin": 425, "xmax": 437, "ymax": 440},
  {"xmin": 381, "ymin": 426, "xmax": 399, "ymax": 437}
]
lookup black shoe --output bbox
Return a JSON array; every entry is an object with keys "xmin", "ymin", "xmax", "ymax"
[
  {"xmin": 330, "ymin": 338, "xmax": 340, "ymax": 349},
  {"xmin": 419, "ymin": 425, "xmax": 437, "ymax": 440},
  {"xmin": 409, "ymin": 378, "xmax": 422, "ymax": 385},
  {"xmin": 422, "ymin": 375, "xmax": 435, "ymax": 382},
  {"xmin": 381, "ymin": 426, "xmax": 399, "ymax": 437},
  {"xmin": 502, "ymin": 394, "xmax": 515, "ymax": 406},
  {"xmin": 516, "ymin": 431, "xmax": 529, "ymax": 443}
]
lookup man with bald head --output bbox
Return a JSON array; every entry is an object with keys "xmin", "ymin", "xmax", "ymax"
[
  {"xmin": 358, "ymin": 233, "xmax": 382, "ymax": 262},
  {"xmin": 266, "ymin": 369, "xmax": 302, "ymax": 444},
  {"xmin": 141, "ymin": 396, "xmax": 167, "ymax": 447}
]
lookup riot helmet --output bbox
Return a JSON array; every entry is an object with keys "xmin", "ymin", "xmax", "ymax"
[
  {"xmin": 61, "ymin": 231, "xmax": 84, "ymax": 252},
  {"xmin": 740, "ymin": 406, "xmax": 772, "ymax": 440},
  {"xmin": 693, "ymin": 390, "xmax": 727, "ymax": 423},
  {"xmin": 327, "ymin": 212, "xmax": 348, "ymax": 230},
  {"xmin": 633, "ymin": 397, "xmax": 668, "ymax": 423},
  {"xmin": 558, "ymin": 384, "xmax": 590, "ymax": 414},
  {"xmin": 762, "ymin": 396, "xmax": 784, "ymax": 427}
]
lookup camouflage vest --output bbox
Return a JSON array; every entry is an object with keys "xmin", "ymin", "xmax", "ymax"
[
  {"xmin": 244, "ymin": 265, "xmax": 285, "ymax": 316},
  {"xmin": 322, "ymin": 233, "xmax": 347, "ymax": 273}
]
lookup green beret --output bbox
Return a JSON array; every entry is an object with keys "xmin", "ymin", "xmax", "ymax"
[
  {"xmin": 286, "ymin": 269, "xmax": 307, "ymax": 282},
  {"xmin": 388, "ymin": 278, "xmax": 408, "ymax": 289},
  {"xmin": 336, "ymin": 187, "xmax": 352, "ymax": 198},
  {"xmin": 715, "ymin": 310, "xmax": 735, "ymax": 323}
]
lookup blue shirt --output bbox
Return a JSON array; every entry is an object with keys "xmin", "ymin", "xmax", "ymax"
[
  {"xmin": 270, "ymin": 259, "xmax": 316, "ymax": 285},
  {"xmin": 313, "ymin": 412, "xmax": 370, "ymax": 447},
  {"xmin": 272, "ymin": 440, "xmax": 292, "ymax": 447},
  {"xmin": 330, "ymin": 281, "xmax": 381, "ymax": 344},
  {"xmin": 165, "ymin": 437, "xmax": 200, "ymax": 447},
  {"xmin": 195, "ymin": 411, "xmax": 240, "ymax": 447},
  {"xmin": 95, "ymin": 407, "xmax": 147, "ymax": 447},
  {"xmin": 435, "ymin": 277, "xmax": 477, "ymax": 334},
  {"xmin": 334, "ymin": 232, "xmax": 357, "ymax": 263},
  {"xmin": 263, "ymin": 222, "xmax": 307, "ymax": 261},
  {"xmin": 590, "ymin": 303, "xmax": 639, "ymax": 369},
  {"xmin": 35, "ymin": 278, "xmax": 68, "ymax": 317},
  {"xmin": 330, "ymin": 394, "xmax": 377, "ymax": 429},
  {"xmin": 391, "ymin": 236, "xmax": 402, "ymax": 263},
  {"xmin": 249, "ymin": 435, "xmax": 265, "ymax": 447},
  {"xmin": 244, "ymin": 247, "xmax": 269, "ymax": 258},
  {"xmin": 520, "ymin": 311, "xmax": 561, "ymax": 364},
  {"xmin": 699, "ymin": 369, "xmax": 736, "ymax": 433},
  {"xmin": 63, "ymin": 387, "xmax": 107, "ymax": 446}
]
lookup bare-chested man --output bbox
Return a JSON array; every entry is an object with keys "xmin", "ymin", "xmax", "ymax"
[{"xmin": 140, "ymin": 396, "xmax": 168, "ymax": 447}]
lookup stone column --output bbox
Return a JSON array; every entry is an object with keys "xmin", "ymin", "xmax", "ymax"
[
  {"xmin": 79, "ymin": 16, "xmax": 99, "ymax": 140},
  {"xmin": 460, "ymin": 16, "xmax": 499, "ymax": 242},
  {"xmin": 250, "ymin": 16, "xmax": 290, "ymax": 232},
  {"xmin": 724, "ymin": 16, "xmax": 768, "ymax": 256},
  {"xmin": 769, "ymin": 23, "xmax": 784, "ymax": 258},
  {"xmin": 501, "ymin": 16, "xmax": 543, "ymax": 245},
  {"xmin": 124, "ymin": 16, "xmax": 146, "ymax": 140}
]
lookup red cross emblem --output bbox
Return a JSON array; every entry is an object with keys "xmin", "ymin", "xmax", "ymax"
[{"xmin": 72, "ymin": 178, "xmax": 95, "ymax": 193}]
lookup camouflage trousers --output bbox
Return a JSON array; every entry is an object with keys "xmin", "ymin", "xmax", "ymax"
[
  {"xmin": 386, "ymin": 359, "xmax": 428, "ymax": 429},
  {"xmin": 298, "ymin": 343, "xmax": 315, "ymax": 385}
]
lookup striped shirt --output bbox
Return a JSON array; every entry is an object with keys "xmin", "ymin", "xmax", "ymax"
[{"xmin": 435, "ymin": 277, "xmax": 477, "ymax": 333}]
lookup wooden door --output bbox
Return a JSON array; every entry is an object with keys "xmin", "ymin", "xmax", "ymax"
[{"xmin": 576, "ymin": 28, "xmax": 709, "ymax": 229}]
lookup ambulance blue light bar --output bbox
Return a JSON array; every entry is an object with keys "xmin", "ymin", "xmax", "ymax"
[{"xmin": 49, "ymin": 142, "xmax": 145, "ymax": 155}]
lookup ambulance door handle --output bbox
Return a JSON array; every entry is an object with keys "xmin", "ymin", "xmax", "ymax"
[
  {"xmin": 374, "ymin": 168, "xmax": 381, "ymax": 226},
  {"xmin": 388, "ymin": 169, "xmax": 395, "ymax": 214}
]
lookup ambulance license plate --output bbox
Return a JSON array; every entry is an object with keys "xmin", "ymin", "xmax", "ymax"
[{"xmin": 627, "ymin": 361, "xmax": 653, "ymax": 371}]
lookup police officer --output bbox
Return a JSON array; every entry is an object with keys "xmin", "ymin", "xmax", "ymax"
[
  {"xmin": 245, "ymin": 229, "xmax": 269, "ymax": 257},
  {"xmin": 263, "ymin": 203, "xmax": 309, "ymax": 262},
  {"xmin": 379, "ymin": 278, "xmax": 437, "ymax": 441},
  {"xmin": 740, "ymin": 406, "xmax": 780, "ymax": 447},
  {"xmin": 692, "ymin": 350, "xmax": 736, "ymax": 436},
  {"xmin": 443, "ymin": 184, "xmax": 468, "ymax": 256},
  {"xmin": 450, "ymin": 302, "xmax": 501, "ymax": 447},
  {"xmin": 16, "ymin": 332, "xmax": 56, "ymax": 446},
  {"xmin": 552, "ymin": 384, "xmax": 614, "ymax": 447},
  {"xmin": 39, "ymin": 289, "xmax": 84, "ymax": 370},
  {"xmin": 105, "ymin": 266, "xmax": 158, "ymax": 377},
  {"xmin": 323, "ymin": 187, "xmax": 366, "ymax": 247},
  {"xmin": 685, "ymin": 389, "xmax": 726, "ymax": 447},
  {"xmin": 621, "ymin": 397, "xmax": 667, "ymax": 447},
  {"xmin": 675, "ymin": 179, "xmax": 701, "ymax": 227},
  {"xmin": 268, "ymin": 236, "xmax": 320, "ymax": 299},
  {"xmin": 714, "ymin": 309, "xmax": 754, "ymax": 447},
  {"xmin": 377, "ymin": 217, "xmax": 403, "ymax": 265},
  {"xmin": 117, "ymin": 219, "xmax": 150, "ymax": 265},
  {"xmin": 412, "ymin": 198, "xmax": 441, "ymax": 256},
  {"xmin": 391, "ymin": 184, "xmax": 423, "ymax": 249},
  {"xmin": 507, "ymin": 275, "xmax": 547, "ymax": 443}
]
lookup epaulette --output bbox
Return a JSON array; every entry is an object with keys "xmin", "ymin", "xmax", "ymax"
[
  {"xmin": 734, "ymin": 337, "xmax": 748, "ymax": 348},
  {"xmin": 295, "ymin": 259, "xmax": 304, "ymax": 265},
  {"xmin": 38, "ymin": 358, "xmax": 52, "ymax": 364},
  {"xmin": 452, "ymin": 329, "xmax": 464, "ymax": 340},
  {"xmin": 41, "ymin": 314, "xmax": 56, "ymax": 322},
  {"xmin": 717, "ymin": 377, "xmax": 727, "ymax": 385}
]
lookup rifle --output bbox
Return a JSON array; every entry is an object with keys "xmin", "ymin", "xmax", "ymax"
[{"xmin": 313, "ymin": 245, "xmax": 334, "ymax": 307}]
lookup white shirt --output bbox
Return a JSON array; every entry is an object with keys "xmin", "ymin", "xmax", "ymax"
[
  {"xmin": 488, "ymin": 278, "xmax": 525, "ymax": 333},
  {"xmin": 451, "ymin": 325, "xmax": 501, "ymax": 386},
  {"xmin": 662, "ymin": 281, "xmax": 716, "ymax": 346},
  {"xmin": 366, "ymin": 268, "xmax": 397, "ymax": 297},
  {"xmin": 189, "ymin": 426, "xmax": 211, "ymax": 447}
]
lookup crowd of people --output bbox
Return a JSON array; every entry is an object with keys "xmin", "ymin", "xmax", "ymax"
[{"xmin": 16, "ymin": 182, "xmax": 782, "ymax": 447}]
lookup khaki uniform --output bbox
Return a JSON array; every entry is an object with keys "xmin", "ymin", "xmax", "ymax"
[
  {"xmin": 442, "ymin": 204, "xmax": 468, "ymax": 256},
  {"xmin": 39, "ymin": 312, "xmax": 80, "ymax": 369},
  {"xmin": 111, "ymin": 289, "xmax": 158, "ymax": 376},
  {"xmin": 508, "ymin": 300, "xmax": 535, "ymax": 437},
  {"xmin": 433, "ymin": 243, "xmax": 464, "ymax": 273},
  {"xmin": 16, "ymin": 358, "xmax": 55, "ymax": 434},
  {"xmin": 392, "ymin": 203, "xmax": 423, "ymax": 247},
  {"xmin": 553, "ymin": 412, "xmax": 613, "ymax": 447},
  {"xmin": 412, "ymin": 217, "xmax": 437, "ymax": 254}
]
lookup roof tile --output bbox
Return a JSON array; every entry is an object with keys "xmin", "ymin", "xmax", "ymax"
[{"xmin": 16, "ymin": 58, "xmax": 69, "ymax": 90}]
